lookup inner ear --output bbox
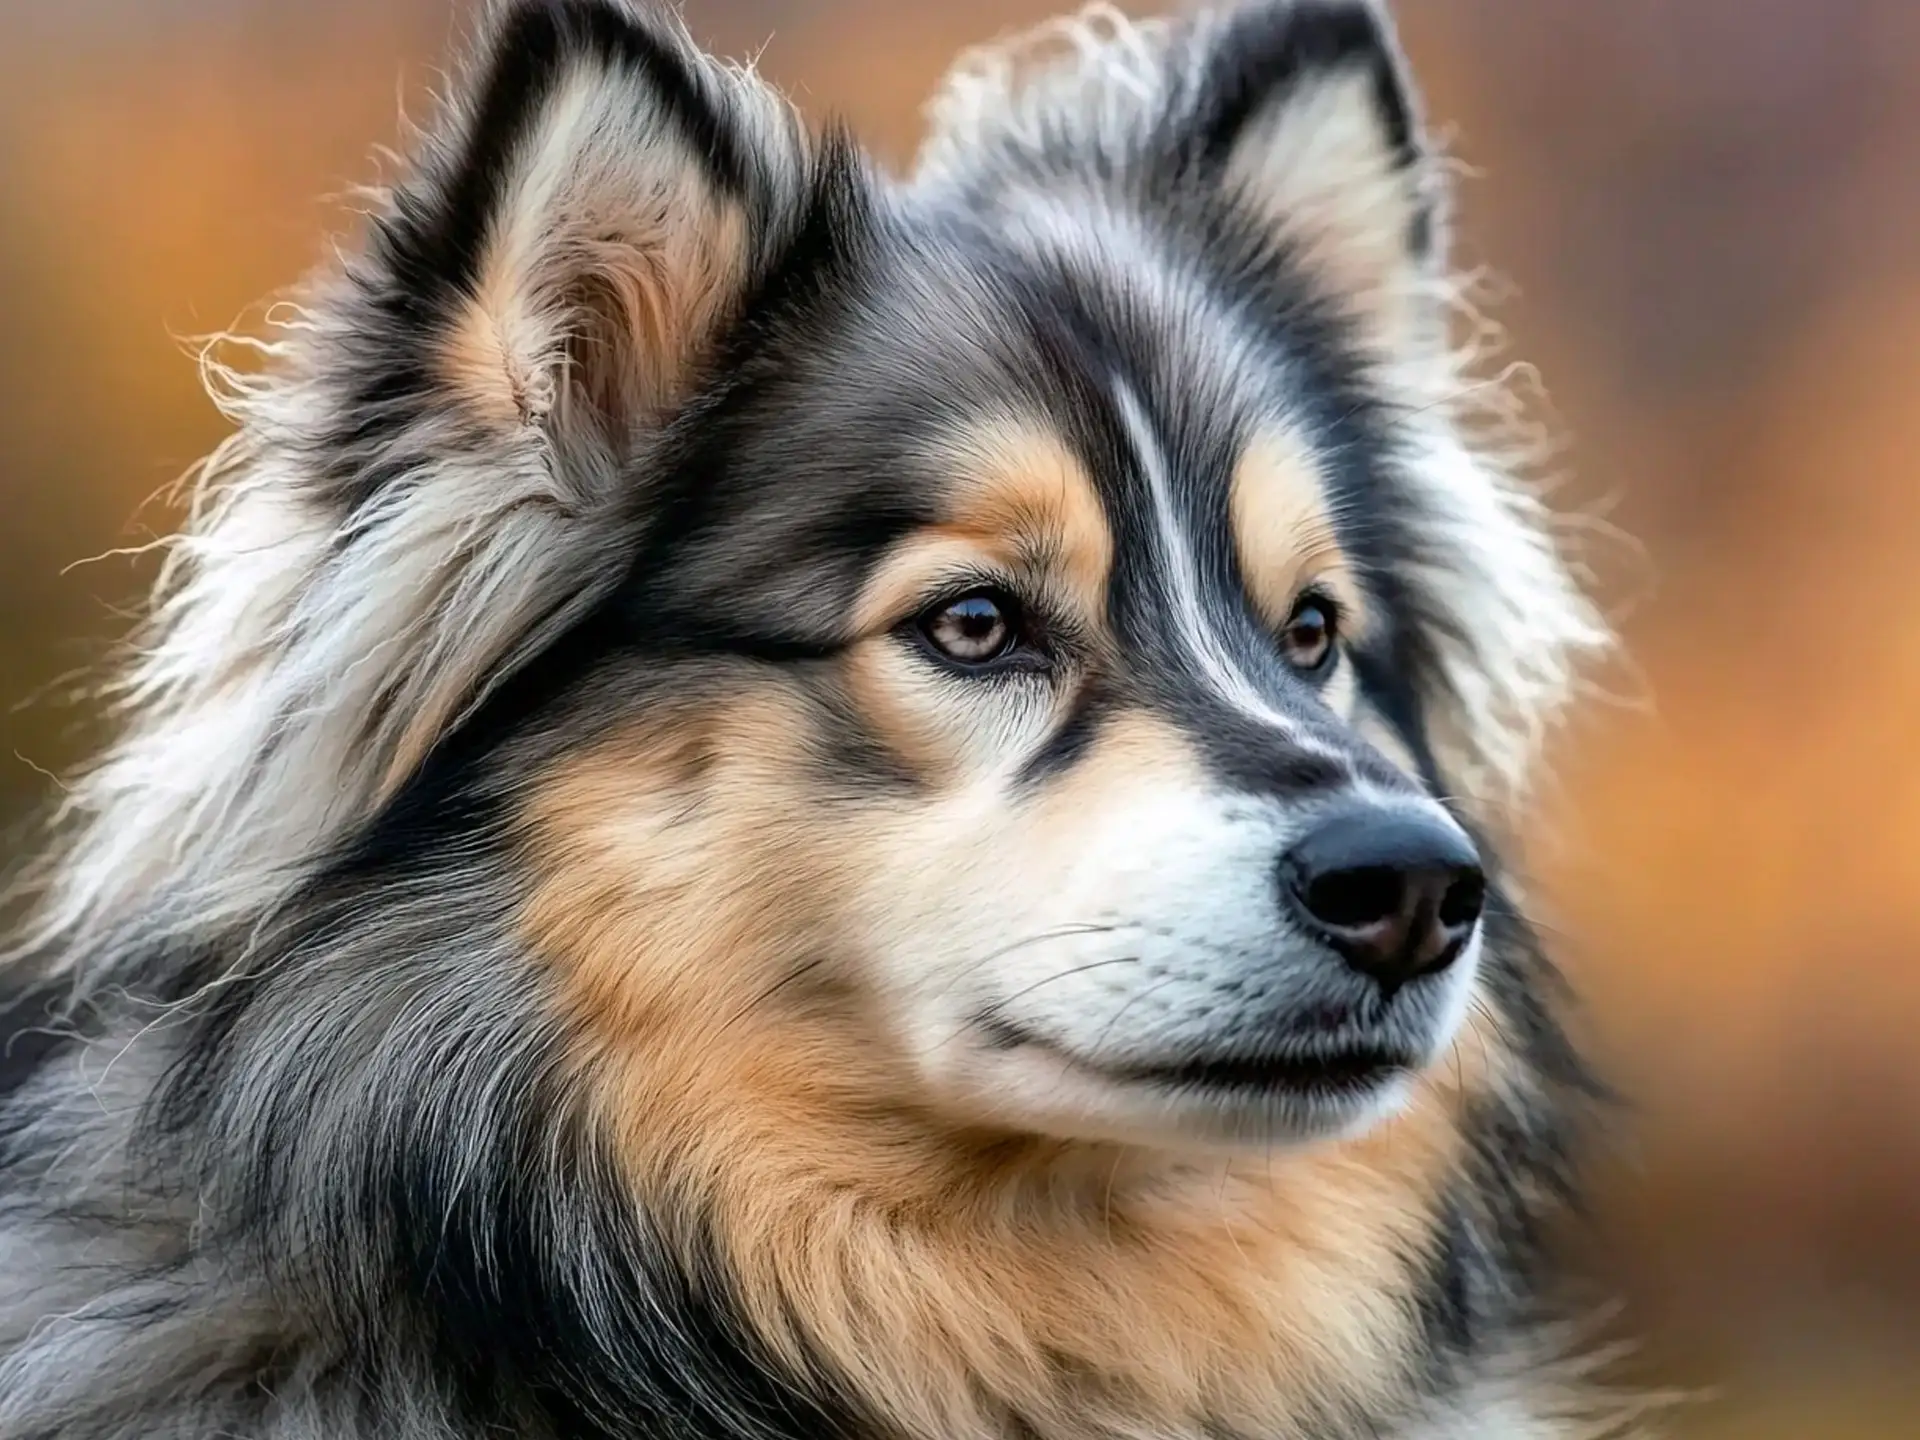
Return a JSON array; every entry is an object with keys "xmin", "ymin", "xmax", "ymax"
[
  {"xmin": 342, "ymin": 0, "xmax": 813, "ymax": 490},
  {"xmin": 1191, "ymin": 1, "xmax": 1441, "ymax": 338}
]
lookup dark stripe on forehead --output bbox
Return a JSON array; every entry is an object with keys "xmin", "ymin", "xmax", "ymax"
[
  {"xmin": 986, "ymin": 263, "xmax": 1144, "ymax": 487},
  {"xmin": 978, "ymin": 252, "xmax": 1369, "ymax": 800},
  {"xmin": 1101, "ymin": 376, "xmax": 1327, "ymax": 729},
  {"xmin": 1102, "ymin": 380, "xmax": 1241, "ymax": 650},
  {"xmin": 981, "ymin": 259, "xmax": 1232, "ymax": 644}
]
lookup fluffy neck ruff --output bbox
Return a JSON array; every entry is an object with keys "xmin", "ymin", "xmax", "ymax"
[{"xmin": 536, "ymin": 895, "xmax": 1516, "ymax": 1440}]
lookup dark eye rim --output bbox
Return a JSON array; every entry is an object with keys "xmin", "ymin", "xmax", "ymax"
[
  {"xmin": 1279, "ymin": 589, "xmax": 1342, "ymax": 675},
  {"xmin": 907, "ymin": 585, "xmax": 1050, "ymax": 675}
]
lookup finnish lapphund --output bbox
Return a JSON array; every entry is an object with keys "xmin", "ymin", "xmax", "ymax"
[{"xmin": 0, "ymin": 2, "xmax": 1626, "ymax": 1436}]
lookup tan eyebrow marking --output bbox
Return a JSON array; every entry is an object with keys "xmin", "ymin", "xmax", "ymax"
[
  {"xmin": 1228, "ymin": 424, "xmax": 1368, "ymax": 638},
  {"xmin": 853, "ymin": 416, "xmax": 1113, "ymax": 635}
]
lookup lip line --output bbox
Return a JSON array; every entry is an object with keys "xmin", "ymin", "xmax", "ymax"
[{"xmin": 981, "ymin": 1018, "xmax": 1414, "ymax": 1095}]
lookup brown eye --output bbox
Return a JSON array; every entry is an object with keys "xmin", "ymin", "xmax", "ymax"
[
  {"xmin": 1280, "ymin": 596, "xmax": 1338, "ymax": 673},
  {"xmin": 920, "ymin": 590, "xmax": 1018, "ymax": 666}
]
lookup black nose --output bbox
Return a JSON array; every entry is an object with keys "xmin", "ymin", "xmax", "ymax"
[{"xmin": 1281, "ymin": 806, "xmax": 1486, "ymax": 990}]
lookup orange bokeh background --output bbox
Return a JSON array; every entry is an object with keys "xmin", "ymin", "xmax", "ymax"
[{"xmin": 3, "ymin": 4, "xmax": 1916, "ymax": 1434}]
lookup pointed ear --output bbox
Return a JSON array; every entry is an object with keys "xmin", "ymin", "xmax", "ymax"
[
  {"xmin": 1184, "ymin": 7, "xmax": 1610, "ymax": 810},
  {"xmin": 334, "ymin": 0, "xmax": 811, "ymax": 500},
  {"xmin": 300, "ymin": 0, "xmax": 821, "ymax": 776},
  {"xmin": 52, "ymin": 2, "xmax": 835, "ymax": 931},
  {"xmin": 1191, "ymin": 1, "xmax": 1442, "ymax": 340},
  {"xmin": 919, "ymin": 1, "xmax": 1441, "ymax": 346}
]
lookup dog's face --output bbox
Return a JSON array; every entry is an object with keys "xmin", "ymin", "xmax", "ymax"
[{"xmin": 565, "ymin": 240, "xmax": 1487, "ymax": 1153}]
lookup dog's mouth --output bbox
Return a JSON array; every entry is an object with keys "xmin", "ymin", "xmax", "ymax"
[
  {"xmin": 980, "ymin": 1017, "xmax": 1413, "ymax": 1099},
  {"xmin": 1096, "ymin": 1046, "xmax": 1413, "ymax": 1096}
]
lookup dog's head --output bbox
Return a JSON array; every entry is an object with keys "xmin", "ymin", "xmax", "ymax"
[
  {"xmin": 478, "ymin": 0, "xmax": 1604, "ymax": 1154},
  {"xmin": 59, "ymin": 1, "xmax": 1607, "ymax": 1158}
]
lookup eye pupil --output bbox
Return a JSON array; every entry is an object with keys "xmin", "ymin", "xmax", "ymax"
[
  {"xmin": 922, "ymin": 591, "xmax": 1016, "ymax": 664},
  {"xmin": 953, "ymin": 598, "xmax": 998, "ymax": 636},
  {"xmin": 1281, "ymin": 599, "xmax": 1336, "ymax": 672}
]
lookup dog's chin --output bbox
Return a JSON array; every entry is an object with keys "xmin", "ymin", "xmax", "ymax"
[{"xmin": 936, "ymin": 1024, "xmax": 1434, "ymax": 1152}]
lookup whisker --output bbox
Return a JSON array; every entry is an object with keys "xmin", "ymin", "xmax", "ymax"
[
  {"xmin": 930, "ymin": 955, "xmax": 1144, "ymax": 1054},
  {"xmin": 717, "ymin": 953, "xmax": 834, "ymax": 1036},
  {"xmin": 931, "ymin": 922, "xmax": 1124, "ymax": 997},
  {"xmin": 720, "ymin": 923, "xmax": 1130, "ymax": 1039}
]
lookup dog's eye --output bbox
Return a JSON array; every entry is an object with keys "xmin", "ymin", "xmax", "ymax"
[
  {"xmin": 1280, "ymin": 595, "xmax": 1338, "ymax": 673},
  {"xmin": 919, "ymin": 590, "xmax": 1020, "ymax": 667}
]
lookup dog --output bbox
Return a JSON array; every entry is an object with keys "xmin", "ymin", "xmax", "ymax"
[{"xmin": 0, "ymin": 2, "xmax": 1622, "ymax": 1436}]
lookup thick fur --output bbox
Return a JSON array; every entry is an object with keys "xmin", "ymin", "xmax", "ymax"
[{"xmin": 0, "ymin": 3, "xmax": 1622, "ymax": 1438}]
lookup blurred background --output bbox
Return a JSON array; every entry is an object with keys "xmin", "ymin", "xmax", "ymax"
[{"xmin": 2, "ymin": 2, "xmax": 1915, "ymax": 1434}]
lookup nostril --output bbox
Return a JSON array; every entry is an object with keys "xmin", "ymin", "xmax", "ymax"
[
  {"xmin": 1295, "ymin": 864, "xmax": 1406, "ymax": 932},
  {"xmin": 1436, "ymin": 869, "xmax": 1486, "ymax": 932}
]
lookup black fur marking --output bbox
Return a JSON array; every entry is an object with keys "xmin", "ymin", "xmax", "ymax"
[
  {"xmin": 701, "ymin": 126, "xmax": 877, "ymax": 379},
  {"xmin": 1018, "ymin": 680, "xmax": 1115, "ymax": 785},
  {"xmin": 796, "ymin": 659, "xmax": 927, "ymax": 791},
  {"xmin": 371, "ymin": 1068, "xmax": 865, "ymax": 1439},
  {"xmin": 1183, "ymin": 708, "xmax": 1352, "ymax": 797},
  {"xmin": 1394, "ymin": 880, "xmax": 1604, "ymax": 1400},
  {"xmin": 1351, "ymin": 637, "xmax": 1449, "ymax": 797},
  {"xmin": 1415, "ymin": 1194, "xmax": 1481, "ymax": 1364}
]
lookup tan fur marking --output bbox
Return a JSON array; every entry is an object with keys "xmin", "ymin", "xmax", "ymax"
[
  {"xmin": 855, "ymin": 418, "xmax": 1114, "ymax": 638},
  {"xmin": 439, "ymin": 293, "xmax": 529, "ymax": 430},
  {"xmin": 852, "ymin": 534, "xmax": 1015, "ymax": 637},
  {"xmin": 945, "ymin": 418, "xmax": 1114, "ymax": 619},
  {"xmin": 1229, "ymin": 425, "xmax": 1368, "ymax": 637},
  {"xmin": 520, "ymin": 702, "xmax": 1513, "ymax": 1440}
]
